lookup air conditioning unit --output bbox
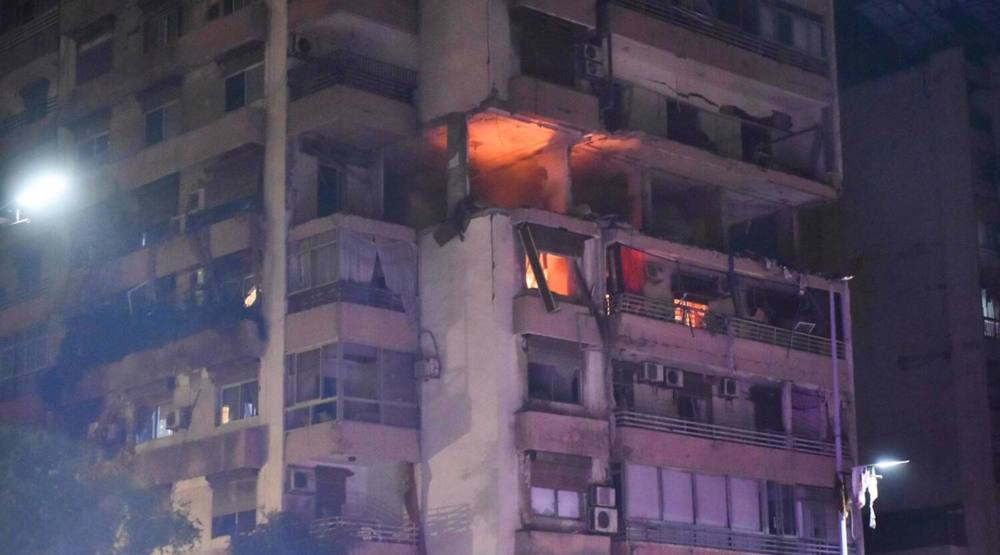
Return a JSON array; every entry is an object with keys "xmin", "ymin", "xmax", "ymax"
[
  {"xmin": 164, "ymin": 407, "xmax": 191, "ymax": 431},
  {"xmin": 591, "ymin": 485, "xmax": 616, "ymax": 508},
  {"xmin": 664, "ymin": 368, "xmax": 685, "ymax": 389},
  {"xmin": 577, "ymin": 42, "xmax": 607, "ymax": 79},
  {"xmin": 720, "ymin": 378, "xmax": 738, "ymax": 398},
  {"xmin": 638, "ymin": 362, "xmax": 665, "ymax": 384},
  {"xmin": 287, "ymin": 468, "xmax": 314, "ymax": 493},
  {"xmin": 590, "ymin": 506, "xmax": 619, "ymax": 534},
  {"xmin": 414, "ymin": 357, "xmax": 441, "ymax": 380}
]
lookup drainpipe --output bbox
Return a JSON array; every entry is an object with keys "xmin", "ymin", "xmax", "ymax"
[{"xmin": 830, "ymin": 285, "xmax": 846, "ymax": 555}]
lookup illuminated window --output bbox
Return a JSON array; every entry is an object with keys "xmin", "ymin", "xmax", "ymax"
[
  {"xmin": 525, "ymin": 252, "xmax": 574, "ymax": 297},
  {"xmin": 218, "ymin": 380, "xmax": 258, "ymax": 424},
  {"xmin": 674, "ymin": 299, "xmax": 708, "ymax": 328}
]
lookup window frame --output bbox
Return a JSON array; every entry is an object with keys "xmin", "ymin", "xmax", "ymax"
[
  {"xmin": 75, "ymin": 30, "xmax": 114, "ymax": 84},
  {"xmin": 135, "ymin": 402, "xmax": 174, "ymax": 444},
  {"xmin": 224, "ymin": 62, "xmax": 263, "ymax": 112},
  {"xmin": 217, "ymin": 379, "xmax": 259, "ymax": 425},
  {"xmin": 525, "ymin": 335, "xmax": 583, "ymax": 406}
]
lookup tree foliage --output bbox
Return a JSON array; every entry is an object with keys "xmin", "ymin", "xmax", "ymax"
[
  {"xmin": 229, "ymin": 512, "xmax": 351, "ymax": 555},
  {"xmin": 0, "ymin": 425, "xmax": 199, "ymax": 555}
]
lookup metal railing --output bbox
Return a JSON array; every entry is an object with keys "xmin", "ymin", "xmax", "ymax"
[
  {"xmin": 623, "ymin": 521, "xmax": 847, "ymax": 554},
  {"xmin": 609, "ymin": 292, "xmax": 845, "ymax": 358},
  {"xmin": 289, "ymin": 50, "xmax": 418, "ymax": 104},
  {"xmin": 311, "ymin": 517, "xmax": 420, "ymax": 545},
  {"xmin": 986, "ymin": 317, "xmax": 1000, "ymax": 339},
  {"xmin": 612, "ymin": 0, "xmax": 828, "ymax": 75},
  {"xmin": 288, "ymin": 280, "xmax": 404, "ymax": 313},
  {"xmin": 0, "ymin": 7, "xmax": 58, "ymax": 55},
  {"xmin": 615, "ymin": 410, "xmax": 838, "ymax": 457},
  {"xmin": 0, "ymin": 96, "xmax": 58, "ymax": 137}
]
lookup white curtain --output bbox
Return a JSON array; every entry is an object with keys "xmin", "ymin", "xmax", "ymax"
[
  {"xmin": 377, "ymin": 239, "xmax": 419, "ymax": 320},
  {"xmin": 339, "ymin": 230, "xmax": 377, "ymax": 284}
]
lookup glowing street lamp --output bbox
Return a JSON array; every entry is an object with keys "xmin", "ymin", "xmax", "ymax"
[
  {"xmin": 8, "ymin": 169, "xmax": 69, "ymax": 223},
  {"xmin": 871, "ymin": 459, "xmax": 909, "ymax": 470}
]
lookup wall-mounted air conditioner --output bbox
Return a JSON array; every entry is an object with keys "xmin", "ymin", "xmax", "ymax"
[
  {"xmin": 720, "ymin": 378, "xmax": 738, "ymax": 398},
  {"xmin": 664, "ymin": 368, "xmax": 685, "ymax": 389},
  {"xmin": 590, "ymin": 506, "xmax": 618, "ymax": 534},
  {"xmin": 638, "ymin": 362, "xmax": 665, "ymax": 384},
  {"xmin": 591, "ymin": 485, "xmax": 616, "ymax": 508}
]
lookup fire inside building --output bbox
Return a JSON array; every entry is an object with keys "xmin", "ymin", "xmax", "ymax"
[{"xmin": 0, "ymin": 0, "xmax": 890, "ymax": 553}]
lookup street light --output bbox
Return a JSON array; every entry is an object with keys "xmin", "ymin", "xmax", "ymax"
[
  {"xmin": 839, "ymin": 459, "xmax": 909, "ymax": 555},
  {"xmin": 7, "ymin": 169, "xmax": 70, "ymax": 224},
  {"xmin": 872, "ymin": 459, "xmax": 909, "ymax": 470}
]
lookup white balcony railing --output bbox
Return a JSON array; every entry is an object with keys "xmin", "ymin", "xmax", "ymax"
[
  {"xmin": 311, "ymin": 517, "xmax": 420, "ymax": 545},
  {"xmin": 623, "ymin": 521, "xmax": 849, "ymax": 554},
  {"xmin": 615, "ymin": 410, "xmax": 840, "ymax": 458}
]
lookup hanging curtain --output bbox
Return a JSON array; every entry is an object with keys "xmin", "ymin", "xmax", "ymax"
[
  {"xmin": 339, "ymin": 230, "xmax": 377, "ymax": 284},
  {"xmin": 376, "ymin": 239, "xmax": 418, "ymax": 320}
]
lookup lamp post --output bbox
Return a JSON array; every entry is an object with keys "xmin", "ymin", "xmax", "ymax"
[{"xmin": 5, "ymin": 169, "xmax": 69, "ymax": 224}]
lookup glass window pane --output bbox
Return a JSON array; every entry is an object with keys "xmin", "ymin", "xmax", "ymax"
[
  {"xmin": 145, "ymin": 108, "xmax": 164, "ymax": 145},
  {"xmin": 285, "ymin": 407, "xmax": 309, "ymax": 430},
  {"xmin": 382, "ymin": 350, "xmax": 416, "ymax": 403},
  {"xmin": 245, "ymin": 64, "xmax": 264, "ymax": 103},
  {"xmin": 343, "ymin": 399, "xmax": 379, "ymax": 423},
  {"xmin": 241, "ymin": 381, "xmax": 258, "ymax": 418},
  {"xmin": 730, "ymin": 478, "xmax": 761, "ymax": 531},
  {"xmin": 557, "ymin": 490, "xmax": 581, "ymax": 519},
  {"xmin": 312, "ymin": 401, "xmax": 337, "ymax": 424},
  {"xmin": 155, "ymin": 405, "xmax": 173, "ymax": 439},
  {"xmin": 342, "ymin": 344, "xmax": 378, "ymax": 399},
  {"xmin": 661, "ymin": 469, "xmax": 694, "ymax": 523},
  {"xmin": 625, "ymin": 464, "xmax": 660, "ymax": 520},
  {"xmin": 224, "ymin": 72, "xmax": 245, "ymax": 112},
  {"xmin": 531, "ymin": 487, "xmax": 556, "ymax": 516},
  {"xmin": 694, "ymin": 474, "xmax": 728, "ymax": 527},
  {"xmin": 295, "ymin": 349, "xmax": 321, "ymax": 403},
  {"xmin": 311, "ymin": 243, "xmax": 338, "ymax": 287},
  {"xmin": 528, "ymin": 362, "xmax": 579, "ymax": 404},
  {"xmin": 221, "ymin": 385, "xmax": 239, "ymax": 423}
]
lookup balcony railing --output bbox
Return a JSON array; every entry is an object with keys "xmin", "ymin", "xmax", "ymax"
[
  {"xmin": 289, "ymin": 50, "xmax": 418, "ymax": 104},
  {"xmin": 0, "ymin": 96, "xmax": 58, "ymax": 137},
  {"xmin": 288, "ymin": 280, "xmax": 404, "ymax": 314},
  {"xmin": 618, "ymin": 86, "xmax": 830, "ymax": 182},
  {"xmin": 609, "ymin": 292, "xmax": 845, "ymax": 358},
  {"xmin": 0, "ymin": 7, "xmax": 58, "ymax": 54},
  {"xmin": 615, "ymin": 410, "xmax": 839, "ymax": 457},
  {"xmin": 611, "ymin": 0, "xmax": 828, "ymax": 75},
  {"xmin": 311, "ymin": 517, "xmax": 420, "ymax": 545},
  {"xmin": 623, "ymin": 521, "xmax": 847, "ymax": 554},
  {"xmin": 986, "ymin": 317, "xmax": 1000, "ymax": 339}
]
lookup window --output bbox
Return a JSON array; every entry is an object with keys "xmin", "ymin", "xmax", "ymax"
[
  {"xmin": 206, "ymin": 0, "xmax": 252, "ymax": 20},
  {"xmin": 224, "ymin": 63, "xmax": 264, "ymax": 112},
  {"xmin": 77, "ymin": 131, "xmax": 111, "ymax": 164},
  {"xmin": 766, "ymin": 481, "xmax": 797, "ymax": 536},
  {"xmin": 144, "ymin": 101, "xmax": 180, "ymax": 146},
  {"xmin": 76, "ymin": 30, "xmax": 113, "ymax": 84},
  {"xmin": 526, "ymin": 335, "xmax": 582, "ymax": 404},
  {"xmin": 625, "ymin": 463, "xmax": 660, "ymax": 520},
  {"xmin": 528, "ymin": 451, "xmax": 589, "ymax": 520},
  {"xmin": 750, "ymin": 384, "xmax": 784, "ymax": 433},
  {"xmin": 798, "ymin": 486, "xmax": 836, "ymax": 540},
  {"xmin": 758, "ymin": 2, "xmax": 824, "ymax": 58},
  {"xmin": 135, "ymin": 404, "xmax": 173, "ymax": 444},
  {"xmin": 317, "ymin": 165, "xmax": 342, "ymax": 218},
  {"xmin": 730, "ymin": 477, "xmax": 762, "ymax": 531},
  {"xmin": 285, "ymin": 343, "xmax": 418, "ymax": 429},
  {"xmin": 530, "ymin": 487, "xmax": 581, "ymax": 519},
  {"xmin": 218, "ymin": 380, "xmax": 258, "ymax": 424},
  {"xmin": 661, "ymin": 468, "xmax": 694, "ymax": 523},
  {"xmin": 0, "ymin": 325, "xmax": 48, "ymax": 383},
  {"xmin": 143, "ymin": 4, "xmax": 182, "ymax": 53},
  {"xmin": 211, "ymin": 510, "xmax": 255, "ymax": 538},
  {"xmin": 518, "ymin": 224, "xmax": 587, "ymax": 309},
  {"xmin": 694, "ymin": 473, "xmax": 728, "ymax": 527}
]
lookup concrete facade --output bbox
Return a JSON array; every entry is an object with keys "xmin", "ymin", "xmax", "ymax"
[{"xmin": 0, "ymin": 1, "xmax": 852, "ymax": 554}]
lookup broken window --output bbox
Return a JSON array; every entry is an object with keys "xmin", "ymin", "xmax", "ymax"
[
  {"xmin": 225, "ymin": 62, "xmax": 264, "ymax": 112},
  {"xmin": 218, "ymin": 380, "xmax": 258, "ymax": 424},
  {"xmin": 512, "ymin": 8, "xmax": 585, "ymax": 88},
  {"xmin": 526, "ymin": 335, "xmax": 582, "ymax": 405},
  {"xmin": 285, "ymin": 342, "xmax": 418, "ymax": 430},
  {"xmin": 135, "ymin": 403, "xmax": 173, "ymax": 444},
  {"xmin": 519, "ymin": 224, "xmax": 587, "ymax": 310},
  {"xmin": 528, "ymin": 451, "xmax": 589, "ymax": 520},
  {"xmin": 75, "ymin": 21, "xmax": 114, "ymax": 84}
]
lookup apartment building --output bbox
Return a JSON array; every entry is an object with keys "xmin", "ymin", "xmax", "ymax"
[
  {"xmin": 0, "ymin": 1, "xmax": 853, "ymax": 554},
  {"xmin": 829, "ymin": 3, "xmax": 1000, "ymax": 551}
]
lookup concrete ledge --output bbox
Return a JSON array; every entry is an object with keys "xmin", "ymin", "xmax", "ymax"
[
  {"xmin": 515, "ymin": 410, "xmax": 609, "ymax": 459},
  {"xmin": 515, "ymin": 529, "xmax": 610, "ymax": 555},
  {"xmin": 135, "ymin": 424, "xmax": 267, "ymax": 485},
  {"xmin": 290, "ymin": 0, "xmax": 418, "ymax": 33},
  {"xmin": 348, "ymin": 544, "xmax": 419, "ymax": 555},
  {"xmin": 508, "ymin": 74, "xmax": 601, "ymax": 132},
  {"xmin": 513, "ymin": 0, "xmax": 596, "ymax": 28},
  {"xmin": 288, "ymin": 85, "xmax": 416, "ymax": 146},
  {"xmin": 614, "ymin": 425, "xmax": 834, "ymax": 487},
  {"xmin": 513, "ymin": 295, "xmax": 601, "ymax": 347},
  {"xmin": 285, "ymin": 419, "xmax": 420, "ymax": 463},
  {"xmin": 285, "ymin": 301, "xmax": 417, "ymax": 354}
]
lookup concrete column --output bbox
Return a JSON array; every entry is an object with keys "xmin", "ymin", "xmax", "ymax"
[
  {"xmin": 534, "ymin": 142, "xmax": 572, "ymax": 214},
  {"xmin": 256, "ymin": 0, "xmax": 289, "ymax": 517},
  {"xmin": 446, "ymin": 112, "xmax": 469, "ymax": 215}
]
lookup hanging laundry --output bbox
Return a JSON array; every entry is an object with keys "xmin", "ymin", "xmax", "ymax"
[{"xmin": 851, "ymin": 466, "xmax": 881, "ymax": 529}]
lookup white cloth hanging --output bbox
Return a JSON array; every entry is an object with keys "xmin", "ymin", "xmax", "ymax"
[{"xmin": 852, "ymin": 466, "xmax": 881, "ymax": 529}]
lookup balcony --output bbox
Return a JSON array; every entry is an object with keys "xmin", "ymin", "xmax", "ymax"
[
  {"xmin": 615, "ymin": 410, "xmax": 837, "ymax": 457},
  {"xmin": 288, "ymin": 50, "xmax": 418, "ymax": 141},
  {"xmin": 290, "ymin": 0, "xmax": 418, "ymax": 34},
  {"xmin": 614, "ymin": 84, "xmax": 832, "ymax": 185},
  {"xmin": 508, "ymin": 74, "xmax": 601, "ymax": 131},
  {"xmin": 610, "ymin": 0, "xmax": 828, "ymax": 76},
  {"xmin": 133, "ymin": 424, "xmax": 267, "ymax": 485},
  {"xmin": 986, "ymin": 317, "xmax": 1000, "ymax": 339},
  {"xmin": 0, "ymin": 7, "xmax": 59, "ymax": 74},
  {"xmin": 622, "ymin": 520, "xmax": 846, "ymax": 555},
  {"xmin": 311, "ymin": 518, "xmax": 420, "ymax": 548},
  {"xmin": 0, "ymin": 96, "xmax": 57, "ymax": 138},
  {"xmin": 289, "ymin": 281, "xmax": 403, "ymax": 314},
  {"xmin": 609, "ymin": 292, "xmax": 844, "ymax": 359}
]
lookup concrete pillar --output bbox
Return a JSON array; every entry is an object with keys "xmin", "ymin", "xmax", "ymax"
[
  {"xmin": 256, "ymin": 0, "xmax": 289, "ymax": 517},
  {"xmin": 446, "ymin": 112, "xmax": 469, "ymax": 215},
  {"xmin": 534, "ymin": 142, "xmax": 572, "ymax": 214}
]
